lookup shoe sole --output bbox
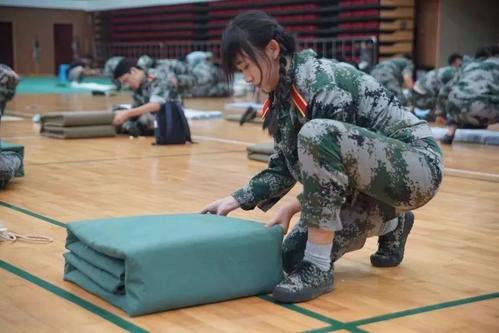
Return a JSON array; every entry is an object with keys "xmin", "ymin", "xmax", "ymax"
[
  {"xmin": 272, "ymin": 283, "xmax": 335, "ymax": 303},
  {"xmin": 370, "ymin": 212, "xmax": 414, "ymax": 267}
]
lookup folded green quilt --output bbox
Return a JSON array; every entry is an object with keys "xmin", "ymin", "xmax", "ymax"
[
  {"xmin": 247, "ymin": 142, "xmax": 274, "ymax": 163},
  {"xmin": 41, "ymin": 125, "xmax": 116, "ymax": 139},
  {"xmin": 225, "ymin": 114, "xmax": 263, "ymax": 124},
  {"xmin": 41, "ymin": 111, "xmax": 115, "ymax": 127},
  {"xmin": 0, "ymin": 140, "xmax": 24, "ymax": 176},
  {"xmin": 64, "ymin": 214, "xmax": 283, "ymax": 316}
]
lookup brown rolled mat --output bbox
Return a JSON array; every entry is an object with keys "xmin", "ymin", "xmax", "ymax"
[
  {"xmin": 41, "ymin": 111, "xmax": 115, "ymax": 127},
  {"xmin": 247, "ymin": 142, "xmax": 274, "ymax": 162},
  {"xmin": 41, "ymin": 125, "xmax": 116, "ymax": 139},
  {"xmin": 225, "ymin": 114, "xmax": 264, "ymax": 124}
]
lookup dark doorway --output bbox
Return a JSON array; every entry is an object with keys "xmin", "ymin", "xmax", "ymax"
[
  {"xmin": 0, "ymin": 22, "xmax": 14, "ymax": 68},
  {"xmin": 53, "ymin": 23, "xmax": 73, "ymax": 75}
]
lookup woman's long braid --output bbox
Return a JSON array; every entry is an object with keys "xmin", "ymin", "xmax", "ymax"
[{"xmin": 263, "ymin": 52, "xmax": 293, "ymax": 136}]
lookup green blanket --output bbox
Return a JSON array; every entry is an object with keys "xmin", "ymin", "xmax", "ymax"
[
  {"xmin": 0, "ymin": 140, "xmax": 24, "ymax": 176},
  {"xmin": 64, "ymin": 214, "xmax": 283, "ymax": 316},
  {"xmin": 41, "ymin": 125, "xmax": 116, "ymax": 139},
  {"xmin": 247, "ymin": 142, "xmax": 274, "ymax": 163},
  {"xmin": 41, "ymin": 111, "xmax": 115, "ymax": 127}
]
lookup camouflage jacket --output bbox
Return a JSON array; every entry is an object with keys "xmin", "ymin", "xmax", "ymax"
[
  {"xmin": 437, "ymin": 57, "xmax": 499, "ymax": 115},
  {"xmin": 446, "ymin": 57, "xmax": 499, "ymax": 101},
  {"xmin": 416, "ymin": 66, "xmax": 457, "ymax": 96},
  {"xmin": 371, "ymin": 57, "xmax": 414, "ymax": 84},
  {"xmin": 103, "ymin": 57, "xmax": 124, "ymax": 77},
  {"xmin": 132, "ymin": 63, "xmax": 196, "ymax": 106},
  {"xmin": 233, "ymin": 50, "xmax": 439, "ymax": 211}
]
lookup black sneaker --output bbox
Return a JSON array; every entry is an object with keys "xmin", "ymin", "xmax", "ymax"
[
  {"xmin": 282, "ymin": 220, "xmax": 308, "ymax": 274},
  {"xmin": 239, "ymin": 106, "xmax": 257, "ymax": 126},
  {"xmin": 440, "ymin": 134, "xmax": 454, "ymax": 145},
  {"xmin": 370, "ymin": 212, "xmax": 415, "ymax": 267},
  {"xmin": 272, "ymin": 261, "xmax": 334, "ymax": 303}
]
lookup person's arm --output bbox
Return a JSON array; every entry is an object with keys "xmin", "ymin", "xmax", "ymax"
[
  {"xmin": 265, "ymin": 197, "xmax": 301, "ymax": 233},
  {"xmin": 402, "ymin": 60, "xmax": 414, "ymax": 89},
  {"xmin": 113, "ymin": 102, "xmax": 161, "ymax": 126},
  {"xmin": 232, "ymin": 145, "xmax": 297, "ymax": 212}
]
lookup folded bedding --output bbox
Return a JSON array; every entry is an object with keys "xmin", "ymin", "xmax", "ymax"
[
  {"xmin": 431, "ymin": 127, "xmax": 499, "ymax": 145},
  {"xmin": 41, "ymin": 124, "xmax": 116, "ymax": 139},
  {"xmin": 225, "ymin": 114, "xmax": 264, "ymax": 124},
  {"xmin": 247, "ymin": 142, "xmax": 274, "ymax": 162},
  {"xmin": 40, "ymin": 111, "xmax": 115, "ymax": 127},
  {"xmin": 64, "ymin": 213, "xmax": 283, "ymax": 316}
]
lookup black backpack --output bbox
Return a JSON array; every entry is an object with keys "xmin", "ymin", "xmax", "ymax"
[{"xmin": 154, "ymin": 101, "xmax": 192, "ymax": 145}]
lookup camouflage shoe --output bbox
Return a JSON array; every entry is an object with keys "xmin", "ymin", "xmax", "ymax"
[
  {"xmin": 272, "ymin": 261, "xmax": 334, "ymax": 303},
  {"xmin": 282, "ymin": 219, "xmax": 308, "ymax": 274},
  {"xmin": 370, "ymin": 212, "xmax": 414, "ymax": 267}
]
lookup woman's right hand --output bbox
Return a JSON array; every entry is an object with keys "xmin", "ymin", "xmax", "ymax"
[{"xmin": 200, "ymin": 196, "xmax": 240, "ymax": 216}]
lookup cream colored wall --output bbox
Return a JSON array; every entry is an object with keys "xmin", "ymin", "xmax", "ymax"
[{"xmin": 0, "ymin": 6, "xmax": 92, "ymax": 75}]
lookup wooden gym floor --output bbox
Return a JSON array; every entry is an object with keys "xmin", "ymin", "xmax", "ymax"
[{"xmin": 0, "ymin": 91, "xmax": 498, "ymax": 332}]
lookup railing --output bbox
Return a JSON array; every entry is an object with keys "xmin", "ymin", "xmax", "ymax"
[{"xmin": 104, "ymin": 36, "xmax": 377, "ymax": 67}]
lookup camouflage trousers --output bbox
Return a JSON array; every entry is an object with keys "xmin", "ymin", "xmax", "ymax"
[
  {"xmin": 446, "ymin": 92, "xmax": 499, "ymax": 127},
  {"xmin": 370, "ymin": 71, "xmax": 406, "ymax": 106},
  {"xmin": 119, "ymin": 113, "xmax": 155, "ymax": 136},
  {"xmin": 412, "ymin": 89, "xmax": 436, "ymax": 110},
  {"xmin": 0, "ymin": 151, "xmax": 22, "ymax": 189},
  {"xmin": 297, "ymin": 119, "xmax": 443, "ymax": 232}
]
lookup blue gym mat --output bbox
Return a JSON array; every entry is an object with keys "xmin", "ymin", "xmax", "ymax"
[{"xmin": 16, "ymin": 76, "xmax": 114, "ymax": 95}]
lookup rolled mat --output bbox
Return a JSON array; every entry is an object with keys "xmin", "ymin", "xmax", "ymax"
[
  {"xmin": 225, "ymin": 114, "xmax": 264, "ymax": 124},
  {"xmin": 41, "ymin": 125, "xmax": 116, "ymax": 139},
  {"xmin": 64, "ymin": 213, "xmax": 283, "ymax": 316},
  {"xmin": 431, "ymin": 127, "xmax": 499, "ymax": 145},
  {"xmin": 247, "ymin": 142, "xmax": 274, "ymax": 162},
  {"xmin": 0, "ymin": 140, "xmax": 24, "ymax": 176},
  {"xmin": 40, "ymin": 111, "xmax": 115, "ymax": 127},
  {"xmin": 224, "ymin": 102, "xmax": 264, "ymax": 111}
]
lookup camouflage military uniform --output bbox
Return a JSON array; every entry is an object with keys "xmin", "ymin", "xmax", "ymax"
[
  {"xmin": 413, "ymin": 66, "xmax": 457, "ymax": 111},
  {"xmin": 442, "ymin": 57, "xmax": 499, "ymax": 127},
  {"xmin": 191, "ymin": 61, "xmax": 230, "ymax": 97},
  {"xmin": 370, "ymin": 57, "xmax": 414, "ymax": 105},
  {"xmin": 0, "ymin": 150, "xmax": 22, "ymax": 190},
  {"xmin": 103, "ymin": 57, "xmax": 124, "ymax": 77},
  {"xmin": 0, "ymin": 64, "xmax": 20, "ymax": 116},
  {"xmin": 103, "ymin": 57, "xmax": 124, "ymax": 89},
  {"xmin": 121, "ymin": 63, "xmax": 196, "ymax": 136},
  {"xmin": 0, "ymin": 65, "xmax": 22, "ymax": 189},
  {"xmin": 233, "ymin": 50, "xmax": 443, "ymax": 281}
]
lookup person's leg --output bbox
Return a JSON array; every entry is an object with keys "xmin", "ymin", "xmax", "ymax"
[
  {"xmin": 442, "ymin": 92, "xmax": 499, "ymax": 144},
  {"xmin": 370, "ymin": 211, "xmax": 414, "ymax": 267},
  {"xmin": 282, "ymin": 192, "xmax": 399, "ymax": 273},
  {"xmin": 273, "ymin": 119, "xmax": 443, "ymax": 303}
]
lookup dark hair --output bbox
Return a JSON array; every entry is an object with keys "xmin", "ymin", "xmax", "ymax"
[
  {"xmin": 221, "ymin": 10, "xmax": 296, "ymax": 135},
  {"xmin": 402, "ymin": 53, "xmax": 413, "ymax": 61},
  {"xmin": 474, "ymin": 44, "xmax": 499, "ymax": 59},
  {"xmin": 447, "ymin": 53, "xmax": 463, "ymax": 65},
  {"xmin": 113, "ymin": 59, "xmax": 140, "ymax": 80}
]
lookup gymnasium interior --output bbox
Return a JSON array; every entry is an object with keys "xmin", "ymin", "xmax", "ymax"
[{"xmin": 0, "ymin": 0, "xmax": 498, "ymax": 332}]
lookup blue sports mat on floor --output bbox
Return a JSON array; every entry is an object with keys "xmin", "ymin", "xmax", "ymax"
[{"xmin": 17, "ymin": 76, "xmax": 114, "ymax": 95}]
